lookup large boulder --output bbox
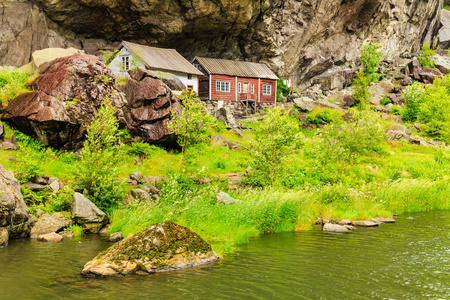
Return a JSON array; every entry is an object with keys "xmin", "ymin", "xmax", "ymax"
[
  {"xmin": 0, "ymin": 228, "xmax": 8, "ymax": 248},
  {"xmin": 2, "ymin": 54, "xmax": 128, "ymax": 150},
  {"xmin": 212, "ymin": 107, "xmax": 238, "ymax": 129},
  {"xmin": 369, "ymin": 79, "xmax": 394, "ymax": 105},
  {"xmin": 31, "ymin": 47, "xmax": 83, "ymax": 72},
  {"xmin": 293, "ymin": 97, "xmax": 315, "ymax": 112},
  {"xmin": 0, "ymin": 164, "xmax": 31, "ymax": 239},
  {"xmin": 118, "ymin": 68, "xmax": 181, "ymax": 147},
  {"xmin": 30, "ymin": 213, "xmax": 72, "ymax": 239},
  {"xmin": 81, "ymin": 221, "xmax": 219, "ymax": 276},
  {"xmin": 72, "ymin": 193, "xmax": 108, "ymax": 233},
  {"xmin": 386, "ymin": 124, "xmax": 412, "ymax": 141}
]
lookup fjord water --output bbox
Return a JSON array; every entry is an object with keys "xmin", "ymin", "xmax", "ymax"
[{"xmin": 0, "ymin": 211, "xmax": 449, "ymax": 300}]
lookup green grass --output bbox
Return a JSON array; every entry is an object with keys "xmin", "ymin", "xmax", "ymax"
[{"xmin": 0, "ymin": 69, "xmax": 31, "ymax": 104}]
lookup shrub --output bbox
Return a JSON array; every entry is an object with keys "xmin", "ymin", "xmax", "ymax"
[
  {"xmin": 66, "ymin": 224, "xmax": 84, "ymax": 237},
  {"xmin": 418, "ymin": 44, "xmax": 436, "ymax": 68},
  {"xmin": 277, "ymin": 78, "xmax": 291, "ymax": 102},
  {"xmin": 402, "ymin": 82, "xmax": 424, "ymax": 122},
  {"xmin": 75, "ymin": 96, "xmax": 124, "ymax": 212},
  {"xmin": 352, "ymin": 71, "xmax": 371, "ymax": 110},
  {"xmin": 308, "ymin": 109, "xmax": 386, "ymax": 166},
  {"xmin": 390, "ymin": 105, "xmax": 402, "ymax": 115},
  {"xmin": 360, "ymin": 43, "xmax": 383, "ymax": 81},
  {"xmin": 380, "ymin": 97, "xmax": 392, "ymax": 106},
  {"xmin": 418, "ymin": 78, "xmax": 450, "ymax": 142},
  {"xmin": 47, "ymin": 186, "xmax": 74, "ymax": 212},
  {"xmin": 248, "ymin": 107, "xmax": 303, "ymax": 186},
  {"xmin": 0, "ymin": 69, "xmax": 30, "ymax": 104},
  {"xmin": 168, "ymin": 90, "xmax": 216, "ymax": 168},
  {"xmin": 305, "ymin": 109, "xmax": 342, "ymax": 124}
]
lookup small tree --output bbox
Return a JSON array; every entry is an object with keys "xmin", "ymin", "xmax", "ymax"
[
  {"xmin": 418, "ymin": 44, "xmax": 436, "ymax": 68},
  {"xmin": 402, "ymin": 82, "xmax": 424, "ymax": 122},
  {"xmin": 168, "ymin": 90, "xmax": 216, "ymax": 169},
  {"xmin": 249, "ymin": 107, "xmax": 303, "ymax": 186},
  {"xmin": 75, "ymin": 97, "xmax": 124, "ymax": 212},
  {"xmin": 352, "ymin": 70, "xmax": 371, "ymax": 110},
  {"xmin": 360, "ymin": 43, "xmax": 383, "ymax": 81}
]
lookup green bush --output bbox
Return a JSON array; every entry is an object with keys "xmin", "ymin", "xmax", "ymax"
[
  {"xmin": 0, "ymin": 69, "xmax": 30, "ymax": 104},
  {"xmin": 65, "ymin": 224, "xmax": 84, "ymax": 237},
  {"xmin": 248, "ymin": 107, "xmax": 303, "ymax": 186},
  {"xmin": 390, "ymin": 105, "xmax": 402, "ymax": 115},
  {"xmin": 380, "ymin": 97, "xmax": 392, "ymax": 106},
  {"xmin": 418, "ymin": 44, "xmax": 436, "ymax": 68},
  {"xmin": 360, "ymin": 43, "xmax": 383, "ymax": 81},
  {"xmin": 352, "ymin": 71, "xmax": 371, "ymax": 110},
  {"xmin": 75, "ymin": 97, "xmax": 124, "ymax": 212},
  {"xmin": 305, "ymin": 109, "xmax": 341, "ymax": 124},
  {"xmin": 418, "ymin": 78, "xmax": 450, "ymax": 142},
  {"xmin": 48, "ymin": 186, "xmax": 74, "ymax": 212},
  {"xmin": 277, "ymin": 78, "xmax": 291, "ymax": 102},
  {"xmin": 402, "ymin": 82, "xmax": 424, "ymax": 122}
]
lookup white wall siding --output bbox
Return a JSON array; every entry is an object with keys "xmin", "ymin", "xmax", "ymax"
[{"xmin": 109, "ymin": 47, "xmax": 145, "ymax": 76}]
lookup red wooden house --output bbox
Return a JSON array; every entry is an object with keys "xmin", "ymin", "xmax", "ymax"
[{"xmin": 192, "ymin": 57, "xmax": 279, "ymax": 104}]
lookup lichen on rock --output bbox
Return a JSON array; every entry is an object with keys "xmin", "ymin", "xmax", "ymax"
[{"xmin": 81, "ymin": 221, "xmax": 219, "ymax": 276}]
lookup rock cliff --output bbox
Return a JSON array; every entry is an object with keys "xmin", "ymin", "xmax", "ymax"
[{"xmin": 0, "ymin": 0, "xmax": 444, "ymax": 89}]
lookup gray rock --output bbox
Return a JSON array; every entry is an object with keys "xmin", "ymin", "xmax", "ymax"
[
  {"xmin": 0, "ymin": 164, "xmax": 30, "ymax": 238},
  {"xmin": 34, "ymin": 209, "xmax": 45, "ymax": 217},
  {"xmin": 352, "ymin": 220, "xmax": 379, "ymax": 227},
  {"xmin": 109, "ymin": 232, "xmax": 124, "ymax": 242},
  {"xmin": 386, "ymin": 124, "xmax": 412, "ymax": 141},
  {"xmin": 314, "ymin": 218, "xmax": 323, "ymax": 225},
  {"xmin": 0, "ymin": 123, "xmax": 4, "ymax": 140},
  {"xmin": 49, "ymin": 180, "xmax": 60, "ymax": 193},
  {"xmin": 0, "ymin": 142, "xmax": 18, "ymax": 150},
  {"xmin": 216, "ymin": 191, "xmax": 242, "ymax": 205},
  {"xmin": 130, "ymin": 189, "xmax": 151, "ymax": 202},
  {"xmin": 37, "ymin": 232, "xmax": 63, "ymax": 243},
  {"xmin": 338, "ymin": 219, "xmax": 352, "ymax": 225},
  {"xmin": 439, "ymin": 9, "xmax": 450, "ymax": 47},
  {"xmin": 59, "ymin": 231, "xmax": 74, "ymax": 239},
  {"xmin": 316, "ymin": 99, "xmax": 339, "ymax": 109},
  {"xmin": 293, "ymin": 97, "xmax": 315, "ymax": 112},
  {"xmin": 369, "ymin": 79, "xmax": 394, "ymax": 105},
  {"xmin": 30, "ymin": 213, "xmax": 72, "ymax": 239},
  {"xmin": 383, "ymin": 103, "xmax": 394, "ymax": 112},
  {"xmin": 0, "ymin": 228, "xmax": 8, "ymax": 248},
  {"xmin": 72, "ymin": 193, "xmax": 108, "ymax": 234},
  {"xmin": 323, "ymin": 223, "xmax": 351, "ymax": 233},
  {"xmin": 31, "ymin": 175, "xmax": 50, "ymax": 185},
  {"xmin": 10, "ymin": 215, "xmax": 37, "ymax": 239},
  {"xmin": 371, "ymin": 217, "xmax": 396, "ymax": 224},
  {"xmin": 406, "ymin": 216, "xmax": 414, "ymax": 220},
  {"xmin": 129, "ymin": 172, "xmax": 144, "ymax": 183},
  {"xmin": 99, "ymin": 225, "xmax": 111, "ymax": 236},
  {"xmin": 213, "ymin": 107, "xmax": 238, "ymax": 129},
  {"xmin": 299, "ymin": 113, "xmax": 308, "ymax": 122},
  {"xmin": 343, "ymin": 225, "xmax": 355, "ymax": 231},
  {"xmin": 22, "ymin": 182, "xmax": 51, "ymax": 192}
]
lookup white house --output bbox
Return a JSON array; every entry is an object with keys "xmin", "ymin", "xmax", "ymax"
[{"xmin": 109, "ymin": 41, "xmax": 203, "ymax": 93}]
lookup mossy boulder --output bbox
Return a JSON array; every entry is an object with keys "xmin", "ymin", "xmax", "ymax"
[{"xmin": 81, "ymin": 222, "xmax": 219, "ymax": 277}]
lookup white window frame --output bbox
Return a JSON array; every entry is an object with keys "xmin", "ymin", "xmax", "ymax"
[
  {"xmin": 216, "ymin": 80, "xmax": 231, "ymax": 93},
  {"xmin": 121, "ymin": 55, "xmax": 130, "ymax": 71},
  {"xmin": 238, "ymin": 82, "xmax": 242, "ymax": 93},
  {"xmin": 251, "ymin": 84, "xmax": 255, "ymax": 94},
  {"xmin": 262, "ymin": 84, "xmax": 272, "ymax": 96}
]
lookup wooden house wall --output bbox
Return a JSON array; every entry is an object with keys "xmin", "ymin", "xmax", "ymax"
[
  {"xmin": 236, "ymin": 78, "xmax": 259, "ymax": 101},
  {"xmin": 211, "ymin": 75, "xmax": 236, "ymax": 101},
  {"xmin": 259, "ymin": 79, "xmax": 277, "ymax": 103}
]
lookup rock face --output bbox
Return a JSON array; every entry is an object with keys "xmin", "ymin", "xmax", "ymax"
[
  {"xmin": 0, "ymin": 164, "xmax": 31, "ymax": 239},
  {"xmin": 2, "ymin": 54, "xmax": 128, "ymax": 150},
  {"xmin": 30, "ymin": 213, "xmax": 72, "ymax": 239},
  {"xmin": 72, "ymin": 193, "xmax": 108, "ymax": 234},
  {"xmin": 118, "ymin": 69, "xmax": 181, "ymax": 147},
  {"xmin": 81, "ymin": 222, "xmax": 219, "ymax": 276},
  {"xmin": 2, "ymin": 1, "xmax": 443, "ymax": 93}
]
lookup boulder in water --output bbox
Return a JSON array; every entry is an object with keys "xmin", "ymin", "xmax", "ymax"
[
  {"xmin": 30, "ymin": 213, "xmax": 72, "ymax": 238},
  {"xmin": 81, "ymin": 221, "xmax": 219, "ymax": 276},
  {"xmin": 71, "ymin": 193, "xmax": 108, "ymax": 233}
]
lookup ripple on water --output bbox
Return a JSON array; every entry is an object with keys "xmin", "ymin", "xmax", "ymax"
[{"xmin": 0, "ymin": 211, "xmax": 449, "ymax": 300}]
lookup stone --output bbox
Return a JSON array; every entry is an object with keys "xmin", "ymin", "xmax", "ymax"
[
  {"xmin": 31, "ymin": 47, "xmax": 82, "ymax": 72},
  {"xmin": 406, "ymin": 217, "xmax": 414, "ymax": 220},
  {"xmin": 212, "ymin": 107, "xmax": 238, "ymax": 129},
  {"xmin": 130, "ymin": 189, "xmax": 151, "ymax": 202},
  {"xmin": 0, "ymin": 228, "xmax": 9, "ymax": 248},
  {"xmin": 439, "ymin": 9, "xmax": 450, "ymax": 48},
  {"xmin": 351, "ymin": 220, "xmax": 379, "ymax": 227},
  {"xmin": 99, "ymin": 225, "xmax": 111, "ymax": 236},
  {"xmin": 118, "ymin": 72, "xmax": 181, "ymax": 147},
  {"xmin": 0, "ymin": 123, "xmax": 4, "ymax": 140},
  {"xmin": 342, "ymin": 95, "xmax": 355, "ymax": 108},
  {"xmin": 343, "ymin": 225, "xmax": 355, "ymax": 231},
  {"xmin": 316, "ymin": 99, "xmax": 339, "ymax": 109},
  {"xmin": 30, "ymin": 213, "xmax": 72, "ymax": 238},
  {"xmin": 49, "ymin": 181, "xmax": 60, "ymax": 193},
  {"xmin": 293, "ymin": 97, "xmax": 315, "ymax": 112},
  {"xmin": 386, "ymin": 124, "xmax": 412, "ymax": 141},
  {"xmin": 392, "ymin": 85, "xmax": 405, "ymax": 94},
  {"xmin": 23, "ymin": 182, "xmax": 51, "ymax": 192},
  {"xmin": 419, "ymin": 68, "xmax": 443, "ymax": 84},
  {"xmin": 314, "ymin": 218, "xmax": 323, "ymax": 225},
  {"xmin": 34, "ymin": 209, "xmax": 45, "ymax": 218},
  {"xmin": 0, "ymin": 164, "xmax": 30, "ymax": 239},
  {"xmin": 406, "ymin": 60, "xmax": 422, "ymax": 81},
  {"xmin": 129, "ymin": 172, "xmax": 144, "ymax": 183},
  {"xmin": 37, "ymin": 232, "xmax": 63, "ymax": 242},
  {"xmin": 10, "ymin": 215, "xmax": 37, "ymax": 239},
  {"xmin": 59, "ymin": 231, "xmax": 74, "ymax": 239},
  {"xmin": 31, "ymin": 175, "xmax": 50, "ymax": 185},
  {"xmin": 2, "ymin": 55, "xmax": 128, "ymax": 150},
  {"xmin": 338, "ymin": 219, "xmax": 352, "ymax": 225},
  {"xmin": 81, "ymin": 222, "xmax": 219, "ymax": 276},
  {"xmin": 369, "ymin": 79, "xmax": 393, "ymax": 105},
  {"xmin": 109, "ymin": 232, "xmax": 124, "ymax": 242},
  {"xmin": 0, "ymin": 142, "xmax": 18, "ymax": 150},
  {"xmin": 371, "ymin": 217, "xmax": 396, "ymax": 224},
  {"xmin": 383, "ymin": 103, "xmax": 394, "ymax": 112},
  {"xmin": 71, "ymin": 193, "xmax": 108, "ymax": 234},
  {"xmin": 216, "ymin": 191, "xmax": 242, "ymax": 205},
  {"xmin": 298, "ymin": 113, "xmax": 308, "ymax": 122},
  {"xmin": 435, "ymin": 64, "xmax": 449, "ymax": 75},
  {"xmin": 323, "ymin": 223, "xmax": 351, "ymax": 233},
  {"xmin": 402, "ymin": 76, "xmax": 414, "ymax": 86}
]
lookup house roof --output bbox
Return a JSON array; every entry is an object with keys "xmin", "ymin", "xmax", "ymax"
[
  {"xmin": 194, "ymin": 57, "xmax": 279, "ymax": 80},
  {"xmin": 120, "ymin": 41, "xmax": 203, "ymax": 76}
]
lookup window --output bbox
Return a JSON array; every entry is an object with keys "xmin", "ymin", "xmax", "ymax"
[
  {"xmin": 121, "ymin": 55, "xmax": 130, "ymax": 71},
  {"xmin": 188, "ymin": 74, "xmax": 192, "ymax": 80},
  {"xmin": 238, "ymin": 82, "xmax": 241, "ymax": 93},
  {"xmin": 216, "ymin": 80, "xmax": 230, "ymax": 93},
  {"xmin": 262, "ymin": 84, "xmax": 272, "ymax": 96},
  {"xmin": 194, "ymin": 63, "xmax": 201, "ymax": 70},
  {"xmin": 187, "ymin": 85, "xmax": 194, "ymax": 91},
  {"xmin": 251, "ymin": 84, "xmax": 255, "ymax": 94}
]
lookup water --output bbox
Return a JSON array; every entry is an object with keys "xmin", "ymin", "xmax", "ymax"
[{"xmin": 0, "ymin": 211, "xmax": 449, "ymax": 299}]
